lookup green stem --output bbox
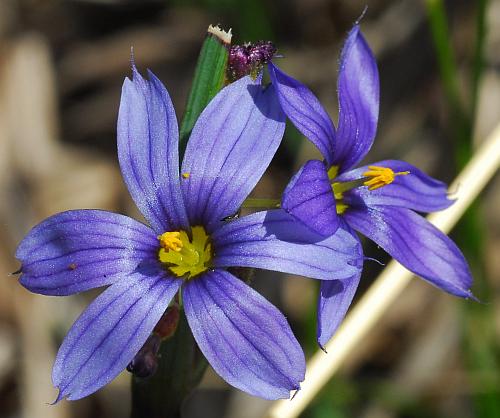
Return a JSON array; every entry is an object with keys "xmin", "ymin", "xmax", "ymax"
[{"xmin": 130, "ymin": 311, "xmax": 207, "ymax": 418}]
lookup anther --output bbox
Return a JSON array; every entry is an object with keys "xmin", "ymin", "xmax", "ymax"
[
  {"xmin": 363, "ymin": 166, "xmax": 409, "ymax": 191},
  {"xmin": 158, "ymin": 231, "xmax": 183, "ymax": 252}
]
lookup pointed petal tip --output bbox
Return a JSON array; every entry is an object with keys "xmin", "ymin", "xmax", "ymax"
[
  {"xmin": 50, "ymin": 388, "xmax": 65, "ymax": 405},
  {"xmin": 10, "ymin": 267, "xmax": 22, "ymax": 276},
  {"xmin": 121, "ymin": 75, "xmax": 133, "ymax": 93},
  {"xmin": 465, "ymin": 291, "xmax": 480, "ymax": 303},
  {"xmin": 354, "ymin": 5, "xmax": 368, "ymax": 25},
  {"xmin": 349, "ymin": 22, "xmax": 361, "ymax": 37},
  {"xmin": 130, "ymin": 46, "xmax": 136, "ymax": 69},
  {"xmin": 364, "ymin": 256, "xmax": 384, "ymax": 266},
  {"xmin": 290, "ymin": 385, "xmax": 301, "ymax": 401}
]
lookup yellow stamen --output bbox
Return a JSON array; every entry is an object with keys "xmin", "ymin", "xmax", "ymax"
[
  {"xmin": 182, "ymin": 172, "xmax": 190, "ymax": 179},
  {"xmin": 158, "ymin": 231, "xmax": 183, "ymax": 252},
  {"xmin": 327, "ymin": 165, "xmax": 339, "ymax": 180},
  {"xmin": 362, "ymin": 166, "xmax": 409, "ymax": 191},
  {"xmin": 158, "ymin": 227, "xmax": 212, "ymax": 279},
  {"xmin": 330, "ymin": 186, "xmax": 349, "ymax": 214},
  {"xmin": 336, "ymin": 201, "xmax": 348, "ymax": 215}
]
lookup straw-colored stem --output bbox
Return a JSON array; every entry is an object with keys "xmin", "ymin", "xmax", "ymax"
[{"xmin": 265, "ymin": 123, "xmax": 500, "ymax": 418}]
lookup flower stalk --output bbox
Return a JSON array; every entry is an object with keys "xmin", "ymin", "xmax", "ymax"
[{"xmin": 131, "ymin": 312, "xmax": 207, "ymax": 418}]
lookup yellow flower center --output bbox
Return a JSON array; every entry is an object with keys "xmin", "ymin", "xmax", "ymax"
[
  {"xmin": 157, "ymin": 226, "xmax": 212, "ymax": 279},
  {"xmin": 362, "ymin": 166, "xmax": 409, "ymax": 191}
]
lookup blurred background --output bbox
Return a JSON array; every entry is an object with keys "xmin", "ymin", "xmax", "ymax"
[{"xmin": 0, "ymin": 0, "xmax": 499, "ymax": 417}]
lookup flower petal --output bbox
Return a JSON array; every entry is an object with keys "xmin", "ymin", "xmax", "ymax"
[
  {"xmin": 118, "ymin": 67, "xmax": 189, "ymax": 233},
  {"xmin": 317, "ymin": 276, "xmax": 360, "ymax": 349},
  {"xmin": 268, "ymin": 62, "xmax": 336, "ymax": 164},
  {"xmin": 281, "ymin": 159, "xmax": 339, "ymax": 236},
  {"xmin": 16, "ymin": 210, "xmax": 157, "ymax": 296},
  {"xmin": 183, "ymin": 269, "xmax": 305, "ymax": 399},
  {"xmin": 317, "ymin": 223, "xmax": 362, "ymax": 348},
  {"xmin": 337, "ymin": 160, "xmax": 453, "ymax": 212},
  {"xmin": 52, "ymin": 268, "xmax": 181, "ymax": 401},
  {"xmin": 344, "ymin": 206, "xmax": 474, "ymax": 298},
  {"xmin": 212, "ymin": 209, "xmax": 362, "ymax": 281},
  {"xmin": 333, "ymin": 25, "xmax": 379, "ymax": 172},
  {"xmin": 181, "ymin": 76, "xmax": 285, "ymax": 232}
]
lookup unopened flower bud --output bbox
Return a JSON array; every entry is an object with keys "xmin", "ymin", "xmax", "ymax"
[
  {"xmin": 127, "ymin": 334, "xmax": 161, "ymax": 379},
  {"xmin": 248, "ymin": 41, "xmax": 277, "ymax": 66},
  {"xmin": 228, "ymin": 41, "xmax": 277, "ymax": 81},
  {"xmin": 153, "ymin": 305, "xmax": 180, "ymax": 339}
]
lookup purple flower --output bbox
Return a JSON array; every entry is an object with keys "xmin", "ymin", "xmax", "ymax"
[
  {"xmin": 268, "ymin": 24, "xmax": 474, "ymax": 348},
  {"xmin": 15, "ymin": 66, "xmax": 363, "ymax": 400}
]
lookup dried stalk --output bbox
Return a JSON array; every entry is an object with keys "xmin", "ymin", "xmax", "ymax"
[{"xmin": 265, "ymin": 123, "xmax": 500, "ymax": 418}]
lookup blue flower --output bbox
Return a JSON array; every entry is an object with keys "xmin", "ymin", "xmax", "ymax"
[
  {"xmin": 269, "ymin": 24, "xmax": 474, "ymax": 348},
  {"xmin": 15, "ymin": 66, "xmax": 363, "ymax": 400}
]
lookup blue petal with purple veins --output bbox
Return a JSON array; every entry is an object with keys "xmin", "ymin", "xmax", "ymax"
[
  {"xmin": 316, "ymin": 224, "xmax": 362, "ymax": 348},
  {"xmin": 16, "ymin": 210, "xmax": 157, "ymax": 296},
  {"xmin": 268, "ymin": 62, "xmax": 336, "ymax": 164},
  {"xmin": 52, "ymin": 269, "xmax": 181, "ymax": 401},
  {"xmin": 344, "ymin": 206, "xmax": 473, "ymax": 298},
  {"xmin": 281, "ymin": 159, "xmax": 339, "ymax": 236},
  {"xmin": 183, "ymin": 270, "xmax": 305, "ymax": 400},
  {"xmin": 181, "ymin": 75, "xmax": 285, "ymax": 232},
  {"xmin": 332, "ymin": 25, "xmax": 380, "ymax": 172},
  {"xmin": 337, "ymin": 160, "xmax": 454, "ymax": 212},
  {"xmin": 212, "ymin": 209, "xmax": 362, "ymax": 281},
  {"xmin": 117, "ymin": 67, "xmax": 189, "ymax": 234}
]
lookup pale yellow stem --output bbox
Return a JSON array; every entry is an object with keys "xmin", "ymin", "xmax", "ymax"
[{"xmin": 264, "ymin": 123, "xmax": 500, "ymax": 418}]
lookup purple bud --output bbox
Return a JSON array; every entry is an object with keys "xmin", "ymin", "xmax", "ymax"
[
  {"xmin": 228, "ymin": 45, "xmax": 251, "ymax": 81},
  {"xmin": 127, "ymin": 334, "xmax": 161, "ymax": 379},
  {"xmin": 249, "ymin": 41, "xmax": 277, "ymax": 66},
  {"xmin": 153, "ymin": 305, "xmax": 180, "ymax": 339},
  {"xmin": 228, "ymin": 41, "xmax": 277, "ymax": 81}
]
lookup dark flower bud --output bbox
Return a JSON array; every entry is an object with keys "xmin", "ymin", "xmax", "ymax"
[
  {"xmin": 153, "ymin": 305, "xmax": 180, "ymax": 339},
  {"xmin": 127, "ymin": 334, "xmax": 161, "ymax": 379},
  {"xmin": 248, "ymin": 41, "xmax": 277, "ymax": 67},
  {"xmin": 228, "ymin": 45, "xmax": 251, "ymax": 81},
  {"xmin": 228, "ymin": 41, "xmax": 277, "ymax": 81}
]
